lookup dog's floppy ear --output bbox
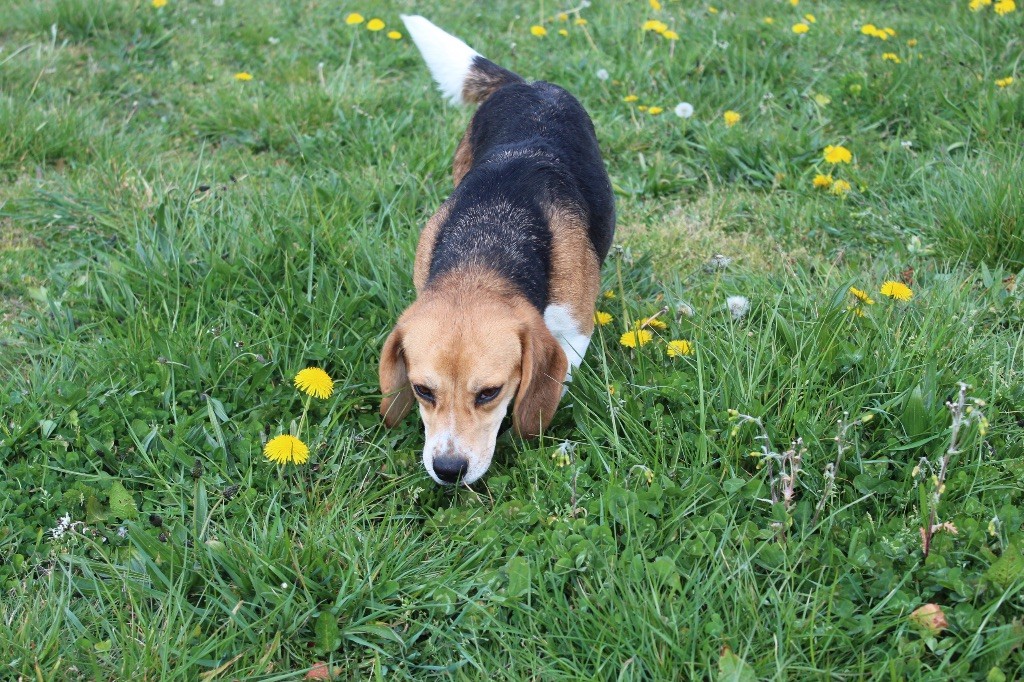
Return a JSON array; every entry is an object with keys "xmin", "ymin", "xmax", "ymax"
[
  {"xmin": 513, "ymin": 315, "xmax": 569, "ymax": 438},
  {"xmin": 379, "ymin": 326, "xmax": 415, "ymax": 427}
]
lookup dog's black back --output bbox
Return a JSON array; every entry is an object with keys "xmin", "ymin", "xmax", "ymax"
[{"xmin": 426, "ymin": 76, "xmax": 615, "ymax": 312}]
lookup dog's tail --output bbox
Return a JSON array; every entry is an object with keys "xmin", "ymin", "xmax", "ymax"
[{"xmin": 400, "ymin": 15, "xmax": 523, "ymax": 106}]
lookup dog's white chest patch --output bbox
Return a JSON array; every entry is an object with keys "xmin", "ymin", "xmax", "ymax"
[{"xmin": 543, "ymin": 304, "xmax": 591, "ymax": 372}]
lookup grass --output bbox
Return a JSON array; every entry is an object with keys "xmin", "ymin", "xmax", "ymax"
[{"xmin": 1, "ymin": 0, "xmax": 1023, "ymax": 679}]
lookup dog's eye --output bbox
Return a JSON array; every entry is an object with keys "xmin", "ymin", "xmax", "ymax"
[
  {"xmin": 413, "ymin": 384, "xmax": 435, "ymax": 403},
  {"xmin": 475, "ymin": 386, "xmax": 502, "ymax": 405}
]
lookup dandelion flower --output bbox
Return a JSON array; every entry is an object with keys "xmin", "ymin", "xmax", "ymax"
[
  {"xmin": 813, "ymin": 173, "xmax": 834, "ymax": 189},
  {"xmin": 648, "ymin": 106, "xmax": 664, "ymax": 115},
  {"xmin": 907, "ymin": 38, "xmax": 918, "ymax": 47},
  {"xmin": 790, "ymin": 0, "xmax": 799, "ymax": 5},
  {"xmin": 663, "ymin": 30, "xmax": 680, "ymax": 40},
  {"xmin": 575, "ymin": 17, "xmax": 588, "ymax": 26},
  {"xmin": 596, "ymin": 68, "xmax": 610, "ymax": 81},
  {"xmin": 650, "ymin": 0, "xmax": 663, "ymax": 9},
  {"xmin": 620, "ymin": 329, "xmax": 654, "ymax": 348},
  {"xmin": 234, "ymin": 71, "xmax": 253, "ymax": 81},
  {"xmin": 823, "ymin": 145, "xmax": 852, "ymax": 164},
  {"xmin": 995, "ymin": 0, "xmax": 1016, "ymax": 13},
  {"xmin": 366, "ymin": 18, "xmax": 385, "ymax": 31},
  {"xmin": 595, "ymin": 311, "xmax": 613, "ymax": 326},
  {"xmin": 624, "ymin": 94, "xmax": 639, "ymax": 102},
  {"xmin": 674, "ymin": 102, "xmax": 694, "ymax": 118},
  {"xmin": 294, "ymin": 367, "xmax": 334, "ymax": 399},
  {"xmin": 558, "ymin": 29, "xmax": 569, "ymax": 36},
  {"xmin": 723, "ymin": 110, "xmax": 741, "ymax": 127},
  {"xmin": 880, "ymin": 280, "xmax": 913, "ymax": 301},
  {"xmin": 642, "ymin": 19, "xmax": 668, "ymax": 33},
  {"xmin": 638, "ymin": 105, "xmax": 649, "ymax": 112},
  {"xmin": 792, "ymin": 23, "xmax": 810, "ymax": 34},
  {"xmin": 763, "ymin": 17, "xmax": 775, "ymax": 24},
  {"xmin": 152, "ymin": 0, "xmax": 167, "ymax": 7},
  {"xmin": 831, "ymin": 179, "xmax": 852, "ymax": 196},
  {"xmin": 667, "ymin": 339, "xmax": 694, "ymax": 357},
  {"xmin": 264, "ymin": 434, "xmax": 310, "ymax": 465},
  {"xmin": 882, "ymin": 52, "xmax": 901, "ymax": 63},
  {"xmin": 708, "ymin": 6, "xmax": 719, "ymax": 14},
  {"xmin": 727, "ymin": 295, "xmax": 750, "ymax": 320},
  {"xmin": 996, "ymin": 76, "xmax": 1014, "ymax": 88},
  {"xmin": 604, "ymin": 289, "xmax": 616, "ymax": 299},
  {"xmin": 558, "ymin": 12, "xmax": 569, "ymax": 21},
  {"xmin": 804, "ymin": 13, "xmax": 816, "ymax": 23},
  {"xmin": 345, "ymin": 13, "xmax": 364, "ymax": 25},
  {"xmin": 849, "ymin": 286, "xmax": 875, "ymax": 305},
  {"xmin": 970, "ymin": 0, "xmax": 993, "ymax": 9},
  {"xmin": 636, "ymin": 317, "xmax": 668, "ymax": 331},
  {"xmin": 530, "ymin": 25, "xmax": 547, "ymax": 36},
  {"xmin": 884, "ymin": 27, "xmax": 896, "ymax": 36},
  {"xmin": 387, "ymin": 30, "xmax": 402, "ymax": 40}
]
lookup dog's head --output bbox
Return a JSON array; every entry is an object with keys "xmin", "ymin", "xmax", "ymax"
[{"xmin": 379, "ymin": 284, "xmax": 567, "ymax": 485}]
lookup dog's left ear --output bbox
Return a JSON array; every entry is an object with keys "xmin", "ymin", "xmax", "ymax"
[
  {"xmin": 379, "ymin": 326, "xmax": 415, "ymax": 427},
  {"xmin": 513, "ymin": 314, "xmax": 569, "ymax": 438}
]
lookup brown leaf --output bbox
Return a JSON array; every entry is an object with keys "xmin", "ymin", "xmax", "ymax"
[{"xmin": 910, "ymin": 603, "xmax": 948, "ymax": 634}]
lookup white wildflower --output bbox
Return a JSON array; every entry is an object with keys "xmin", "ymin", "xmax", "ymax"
[
  {"xmin": 48, "ymin": 513, "xmax": 73, "ymax": 540},
  {"xmin": 706, "ymin": 254, "xmax": 732, "ymax": 270},
  {"xmin": 596, "ymin": 68, "xmax": 609, "ymax": 81},
  {"xmin": 726, "ymin": 295, "xmax": 750, "ymax": 320},
  {"xmin": 676, "ymin": 301, "xmax": 695, "ymax": 318},
  {"xmin": 117, "ymin": 525, "xmax": 129, "ymax": 539},
  {"xmin": 674, "ymin": 102, "xmax": 694, "ymax": 118}
]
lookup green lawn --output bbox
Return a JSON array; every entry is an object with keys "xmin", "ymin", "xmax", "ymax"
[{"xmin": 2, "ymin": 0, "xmax": 1023, "ymax": 679}]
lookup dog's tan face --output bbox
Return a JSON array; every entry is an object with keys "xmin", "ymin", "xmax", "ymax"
[{"xmin": 379, "ymin": 285, "xmax": 567, "ymax": 485}]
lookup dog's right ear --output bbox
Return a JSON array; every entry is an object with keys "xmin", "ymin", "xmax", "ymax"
[{"xmin": 379, "ymin": 326, "xmax": 415, "ymax": 427}]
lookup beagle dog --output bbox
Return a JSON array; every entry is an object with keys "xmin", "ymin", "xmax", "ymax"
[{"xmin": 379, "ymin": 16, "xmax": 615, "ymax": 485}]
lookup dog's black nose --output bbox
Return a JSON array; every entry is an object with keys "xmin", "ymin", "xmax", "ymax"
[{"xmin": 433, "ymin": 456, "xmax": 468, "ymax": 483}]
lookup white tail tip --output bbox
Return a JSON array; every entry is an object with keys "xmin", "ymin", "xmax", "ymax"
[{"xmin": 400, "ymin": 15, "xmax": 481, "ymax": 105}]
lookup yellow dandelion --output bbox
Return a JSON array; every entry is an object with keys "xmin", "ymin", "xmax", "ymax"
[
  {"xmin": 387, "ymin": 30, "xmax": 402, "ymax": 40},
  {"xmin": 907, "ymin": 38, "xmax": 918, "ymax": 47},
  {"xmin": 642, "ymin": 19, "xmax": 668, "ymax": 33},
  {"xmin": 882, "ymin": 52, "xmax": 901, "ymax": 63},
  {"xmin": 792, "ymin": 23, "xmax": 810, "ymax": 34},
  {"xmin": 638, "ymin": 105, "xmax": 649, "ymax": 112},
  {"xmin": 723, "ymin": 110, "xmax": 741, "ymax": 127},
  {"xmin": 558, "ymin": 12, "xmax": 569, "ymax": 21},
  {"xmin": 345, "ymin": 13, "xmax": 364, "ymax": 25},
  {"xmin": 667, "ymin": 340, "xmax": 694, "ymax": 357},
  {"xmin": 294, "ymin": 367, "xmax": 334, "ymax": 399},
  {"xmin": 823, "ymin": 145, "xmax": 852, "ymax": 164},
  {"xmin": 970, "ymin": 0, "xmax": 992, "ymax": 10},
  {"xmin": 849, "ymin": 287, "xmax": 875, "ymax": 305},
  {"xmin": 763, "ymin": 17, "xmax": 775, "ymax": 24},
  {"xmin": 575, "ymin": 17, "xmax": 588, "ymax": 26},
  {"xmin": 650, "ymin": 0, "xmax": 663, "ymax": 9},
  {"xmin": 708, "ymin": 6, "xmax": 719, "ymax": 14},
  {"xmin": 662, "ymin": 29, "xmax": 679, "ymax": 40},
  {"xmin": 624, "ymin": 94, "xmax": 639, "ymax": 102},
  {"xmin": 831, "ymin": 179, "xmax": 852, "ymax": 196},
  {"xmin": 234, "ymin": 72, "xmax": 253, "ymax": 81},
  {"xmin": 635, "ymin": 317, "xmax": 667, "ymax": 331},
  {"xmin": 883, "ymin": 27, "xmax": 896, "ymax": 36},
  {"xmin": 264, "ymin": 434, "xmax": 310, "ymax": 465},
  {"xmin": 994, "ymin": 0, "xmax": 1016, "ymax": 13},
  {"xmin": 813, "ymin": 173, "xmax": 834, "ymax": 189},
  {"xmin": 648, "ymin": 106, "xmax": 664, "ymax": 115},
  {"xmin": 558, "ymin": 29, "xmax": 568, "ymax": 36},
  {"xmin": 366, "ymin": 18, "xmax": 385, "ymax": 31},
  {"xmin": 530, "ymin": 25, "xmax": 547, "ymax": 37},
  {"xmin": 620, "ymin": 329, "xmax": 654, "ymax": 348},
  {"xmin": 790, "ymin": 0, "xmax": 799, "ymax": 5},
  {"xmin": 595, "ymin": 311, "xmax": 613, "ymax": 326},
  {"xmin": 804, "ymin": 13, "xmax": 816, "ymax": 23},
  {"xmin": 151, "ymin": 0, "xmax": 167, "ymax": 7},
  {"xmin": 996, "ymin": 76, "xmax": 1014, "ymax": 87},
  {"xmin": 604, "ymin": 289, "xmax": 616, "ymax": 299},
  {"xmin": 880, "ymin": 280, "xmax": 913, "ymax": 301}
]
